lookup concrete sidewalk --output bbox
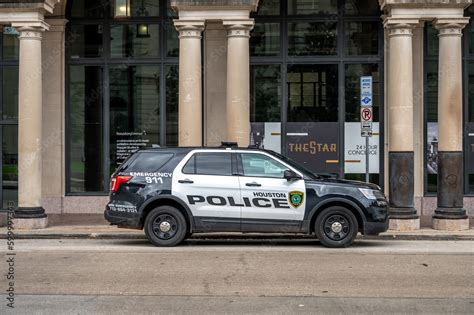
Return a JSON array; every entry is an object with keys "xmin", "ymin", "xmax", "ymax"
[{"xmin": 0, "ymin": 224, "xmax": 473, "ymax": 240}]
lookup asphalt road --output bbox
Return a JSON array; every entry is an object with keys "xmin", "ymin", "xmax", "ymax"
[{"xmin": 1, "ymin": 238, "xmax": 473, "ymax": 314}]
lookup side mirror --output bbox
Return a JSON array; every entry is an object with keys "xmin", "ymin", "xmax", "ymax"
[{"xmin": 284, "ymin": 169, "xmax": 302, "ymax": 181}]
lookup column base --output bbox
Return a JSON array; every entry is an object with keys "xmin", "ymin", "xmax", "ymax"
[
  {"xmin": 388, "ymin": 207, "xmax": 419, "ymax": 220},
  {"xmin": 13, "ymin": 217, "xmax": 48, "ymax": 230},
  {"xmin": 433, "ymin": 207, "xmax": 467, "ymax": 220},
  {"xmin": 13, "ymin": 207, "xmax": 48, "ymax": 229},
  {"xmin": 14, "ymin": 206, "xmax": 47, "ymax": 219},
  {"xmin": 389, "ymin": 218, "xmax": 420, "ymax": 231},
  {"xmin": 432, "ymin": 218, "xmax": 469, "ymax": 231}
]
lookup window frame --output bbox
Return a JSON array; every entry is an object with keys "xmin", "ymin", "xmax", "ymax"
[
  {"xmin": 239, "ymin": 152, "xmax": 291, "ymax": 179},
  {"xmin": 181, "ymin": 151, "xmax": 236, "ymax": 177},
  {"xmin": 65, "ymin": 0, "xmax": 179, "ymax": 195},
  {"xmin": 0, "ymin": 31, "xmax": 19, "ymax": 209},
  {"xmin": 250, "ymin": 0, "xmax": 384, "ymax": 187}
]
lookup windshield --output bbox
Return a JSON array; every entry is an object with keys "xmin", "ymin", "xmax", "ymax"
[{"xmin": 267, "ymin": 151, "xmax": 320, "ymax": 180}]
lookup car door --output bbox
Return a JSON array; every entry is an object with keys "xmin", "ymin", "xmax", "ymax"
[
  {"xmin": 238, "ymin": 152, "xmax": 306, "ymax": 232},
  {"xmin": 172, "ymin": 150, "xmax": 241, "ymax": 232}
]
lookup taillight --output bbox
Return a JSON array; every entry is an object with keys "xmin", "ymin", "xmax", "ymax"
[{"xmin": 110, "ymin": 175, "xmax": 132, "ymax": 192}]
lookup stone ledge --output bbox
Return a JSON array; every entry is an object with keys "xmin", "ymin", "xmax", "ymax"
[
  {"xmin": 12, "ymin": 217, "xmax": 48, "ymax": 230},
  {"xmin": 433, "ymin": 218, "xmax": 469, "ymax": 231},
  {"xmin": 389, "ymin": 218, "xmax": 420, "ymax": 231}
]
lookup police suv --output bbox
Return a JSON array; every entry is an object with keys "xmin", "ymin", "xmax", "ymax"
[{"xmin": 105, "ymin": 144, "xmax": 389, "ymax": 248}]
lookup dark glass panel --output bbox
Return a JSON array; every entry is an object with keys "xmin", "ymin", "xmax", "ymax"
[
  {"xmin": 110, "ymin": 24, "xmax": 159, "ymax": 58},
  {"xmin": 345, "ymin": 64, "xmax": 380, "ymax": 122},
  {"xmin": 166, "ymin": 22, "xmax": 179, "ymax": 57},
  {"xmin": 470, "ymin": 174, "xmax": 474, "ymax": 194},
  {"xmin": 3, "ymin": 32, "xmax": 19, "ymax": 60},
  {"xmin": 288, "ymin": 0, "xmax": 337, "ymax": 15},
  {"xmin": 256, "ymin": 0, "xmax": 280, "ymax": 15},
  {"xmin": 69, "ymin": 65, "xmax": 104, "ymax": 192},
  {"xmin": 470, "ymin": 22, "xmax": 474, "ymax": 55},
  {"xmin": 427, "ymin": 174, "xmax": 437, "ymax": 193},
  {"xmin": 68, "ymin": 25, "xmax": 103, "ymax": 58},
  {"xmin": 166, "ymin": 65, "xmax": 179, "ymax": 146},
  {"xmin": 288, "ymin": 22, "xmax": 337, "ymax": 56},
  {"xmin": 427, "ymin": 24, "xmax": 439, "ymax": 57},
  {"xmin": 2, "ymin": 126, "xmax": 18, "ymax": 209},
  {"xmin": 250, "ymin": 23, "xmax": 280, "ymax": 56},
  {"xmin": 2, "ymin": 67, "xmax": 19, "ymax": 120},
  {"xmin": 195, "ymin": 153, "xmax": 232, "ymax": 176},
  {"xmin": 287, "ymin": 64, "xmax": 338, "ymax": 122},
  {"xmin": 250, "ymin": 65, "xmax": 281, "ymax": 122},
  {"xmin": 344, "ymin": 0, "xmax": 380, "ymax": 15},
  {"xmin": 426, "ymin": 61, "xmax": 438, "ymax": 122},
  {"xmin": 112, "ymin": 0, "xmax": 160, "ymax": 18},
  {"xmin": 345, "ymin": 22, "xmax": 379, "ymax": 55},
  {"xmin": 469, "ymin": 62, "xmax": 474, "ymax": 122},
  {"xmin": 70, "ymin": 0, "xmax": 108, "ymax": 18},
  {"xmin": 109, "ymin": 65, "xmax": 160, "ymax": 168}
]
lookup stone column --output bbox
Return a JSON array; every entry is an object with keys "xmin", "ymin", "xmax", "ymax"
[
  {"xmin": 432, "ymin": 18, "xmax": 470, "ymax": 231},
  {"xmin": 13, "ymin": 26, "xmax": 48, "ymax": 229},
  {"xmin": 223, "ymin": 20, "xmax": 254, "ymax": 147},
  {"xmin": 384, "ymin": 19, "xmax": 420, "ymax": 231},
  {"xmin": 174, "ymin": 20, "xmax": 205, "ymax": 146}
]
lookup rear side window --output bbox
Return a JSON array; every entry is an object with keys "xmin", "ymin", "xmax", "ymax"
[
  {"xmin": 183, "ymin": 152, "xmax": 232, "ymax": 176},
  {"xmin": 120, "ymin": 152, "xmax": 174, "ymax": 172}
]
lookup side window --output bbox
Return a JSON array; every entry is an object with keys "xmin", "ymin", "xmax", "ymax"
[
  {"xmin": 183, "ymin": 153, "xmax": 232, "ymax": 176},
  {"xmin": 241, "ymin": 153, "xmax": 288, "ymax": 178}
]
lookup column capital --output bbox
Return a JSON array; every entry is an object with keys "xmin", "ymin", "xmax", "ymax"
[
  {"xmin": 17, "ymin": 26, "xmax": 47, "ymax": 41},
  {"xmin": 383, "ymin": 18, "xmax": 420, "ymax": 37},
  {"xmin": 223, "ymin": 20, "xmax": 254, "ymax": 38},
  {"xmin": 174, "ymin": 20, "xmax": 205, "ymax": 39},
  {"xmin": 433, "ymin": 18, "xmax": 470, "ymax": 37}
]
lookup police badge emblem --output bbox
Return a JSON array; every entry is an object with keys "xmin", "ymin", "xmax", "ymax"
[{"xmin": 288, "ymin": 191, "xmax": 304, "ymax": 208}]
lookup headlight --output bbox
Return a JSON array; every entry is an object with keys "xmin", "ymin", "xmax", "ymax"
[{"xmin": 358, "ymin": 188, "xmax": 377, "ymax": 200}]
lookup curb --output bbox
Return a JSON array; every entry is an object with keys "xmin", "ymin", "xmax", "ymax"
[{"xmin": 1, "ymin": 233, "xmax": 473, "ymax": 241}]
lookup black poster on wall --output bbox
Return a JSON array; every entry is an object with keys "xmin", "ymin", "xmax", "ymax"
[{"xmin": 286, "ymin": 122, "xmax": 340, "ymax": 174}]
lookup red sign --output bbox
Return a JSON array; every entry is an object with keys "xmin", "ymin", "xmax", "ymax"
[{"xmin": 361, "ymin": 107, "xmax": 373, "ymax": 122}]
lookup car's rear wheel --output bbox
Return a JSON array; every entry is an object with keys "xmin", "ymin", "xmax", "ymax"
[
  {"xmin": 315, "ymin": 206, "xmax": 358, "ymax": 248},
  {"xmin": 144, "ymin": 206, "xmax": 187, "ymax": 247}
]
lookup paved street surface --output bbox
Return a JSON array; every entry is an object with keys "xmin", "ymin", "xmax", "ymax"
[{"xmin": 1, "ymin": 238, "xmax": 473, "ymax": 314}]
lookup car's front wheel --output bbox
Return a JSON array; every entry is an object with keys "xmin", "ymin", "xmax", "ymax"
[
  {"xmin": 315, "ymin": 206, "xmax": 359, "ymax": 248},
  {"xmin": 144, "ymin": 206, "xmax": 187, "ymax": 247}
]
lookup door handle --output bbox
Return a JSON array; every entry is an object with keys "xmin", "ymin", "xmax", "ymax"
[
  {"xmin": 178, "ymin": 179, "xmax": 194, "ymax": 184},
  {"xmin": 246, "ymin": 182, "xmax": 261, "ymax": 187}
]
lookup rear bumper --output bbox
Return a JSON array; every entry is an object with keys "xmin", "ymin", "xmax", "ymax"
[
  {"xmin": 363, "ymin": 219, "xmax": 389, "ymax": 235},
  {"xmin": 104, "ymin": 209, "xmax": 142, "ymax": 229}
]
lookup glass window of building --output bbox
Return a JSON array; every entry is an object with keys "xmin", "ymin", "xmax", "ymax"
[
  {"xmin": 465, "ymin": 8, "xmax": 474, "ymax": 194},
  {"xmin": 424, "ymin": 25, "xmax": 439, "ymax": 194},
  {"xmin": 250, "ymin": 0, "xmax": 383, "ymax": 185},
  {"xmin": 66, "ymin": 0, "xmax": 179, "ymax": 193},
  {"xmin": 0, "ymin": 29, "xmax": 19, "ymax": 208}
]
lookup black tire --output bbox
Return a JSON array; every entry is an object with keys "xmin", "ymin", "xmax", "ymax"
[
  {"xmin": 144, "ymin": 206, "xmax": 187, "ymax": 247},
  {"xmin": 314, "ymin": 206, "xmax": 358, "ymax": 248}
]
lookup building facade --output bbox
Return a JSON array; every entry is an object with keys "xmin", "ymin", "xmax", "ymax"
[{"xmin": 0, "ymin": 0, "xmax": 472, "ymax": 230}]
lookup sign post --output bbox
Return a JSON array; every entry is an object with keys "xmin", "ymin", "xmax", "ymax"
[{"xmin": 360, "ymin": 76, "xmax": 373, "ymax": 183}]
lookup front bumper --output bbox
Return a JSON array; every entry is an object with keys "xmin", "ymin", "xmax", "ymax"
[{"xmin": 363, "ymin": 218, "xmax": 389, "ymax": 235}]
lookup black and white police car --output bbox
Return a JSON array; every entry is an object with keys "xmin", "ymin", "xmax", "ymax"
[{"xmin": 105, "ymin": 143, "xmax": 389, "ymax": 248}]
